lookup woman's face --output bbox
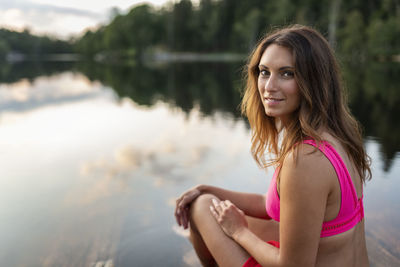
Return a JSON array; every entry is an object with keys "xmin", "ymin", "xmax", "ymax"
[{"xmin": 257, "ymin": 44, "xmax": 300, "ymax": 125}]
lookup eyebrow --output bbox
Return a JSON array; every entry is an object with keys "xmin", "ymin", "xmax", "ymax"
[{"xmin": 258, "ymin": 64, "xmax": 294, "ymax": 70}]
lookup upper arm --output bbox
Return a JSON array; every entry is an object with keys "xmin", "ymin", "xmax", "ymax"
[{"xmin": 278, "ymin": 145, "xmax": 334, "ymax": 266}]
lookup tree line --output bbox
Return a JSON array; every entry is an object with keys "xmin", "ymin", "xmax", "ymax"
[
  {"xmin": 0, "ymin": 0, "xmax": 398, "ymax": 62},
  {"xmin": 0, "ymin": 28, "xmax": 73, "ymax": 61},
  {"xmin": 75, "ymin": 0, "xmax": 399, "ymax": 61}
]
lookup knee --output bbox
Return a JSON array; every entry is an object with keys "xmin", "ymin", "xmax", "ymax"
[
  {"xmin": 190, "ymin": 194, "xmax": 219, "ymax": 225},
  {"xmin": 191, "ymin": 194, "xmax": 218, "ymax": 214}
]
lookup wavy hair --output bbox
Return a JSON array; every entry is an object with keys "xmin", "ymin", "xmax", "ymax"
[{"xmin": 241, "ymin": 25, "xmax": 371, "ymax": 183}]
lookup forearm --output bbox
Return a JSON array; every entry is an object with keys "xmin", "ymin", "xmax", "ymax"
[
  {"xmin": 234, "ymin": 228, "xmax": 280, "ymax": 267},
  {"xmin": 197, "ymin": 184, "xmax": 270, "ymax": 219}
]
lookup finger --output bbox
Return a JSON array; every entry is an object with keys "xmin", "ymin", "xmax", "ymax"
[
  {"xmin": 182, "ymin": 209, "xmax": 188, "ymax": 229},
  {"xmin": 174, "ymin": 206, "xmax": 180, "ymax": 225},
  {"xmin": 174, "ymin": 212, "xmax": 180, "ymax": 226},
  {"xmin": 224, "ymin": 200, "xmax": 236, "ymax": 210},
  {"xmin": 209, "ymin": 205, "xmax": 218, "ymax": 219},
  {"xmin": 185, "ymin": 207, "xmax": 191, "ymax": 229},
  {"xmin": 177, "ymin": 204, "xmax": 186, "ymax": 216},
  {"xmin": 220, "ymin": 200, "xmax": 229, "ymax": 209},
  {"xmin": 178, "ymin": 196, "xmax": 187, "ymax": 208},
  {"xmin": 175, "ymin": 210, "xmax": 182, "ymax": 226},
  {"xmin": 175, "ymin": 199, "xmax": 185, "ymax": 224},
  {"xmin": 212, "ymin": 198, "xmax": 221, "ymax": 212},
  {"xmin": 176, "ymin": 204, "xmax": 186, "ymax": 227},
  {"xmin": 224, "ymin": 200, "xmax": 232, "ymax": 206}
]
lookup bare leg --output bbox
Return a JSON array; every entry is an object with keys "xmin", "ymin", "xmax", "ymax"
[
  {"xmin": 189, "ymin": 194, "xmax": 251, "ymax": 267},
  {"xmin": 189, "ymin": 216, "xmax": 217, "ymax": 267}
]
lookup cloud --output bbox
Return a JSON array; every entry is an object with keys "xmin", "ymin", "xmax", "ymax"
[
  {"xmin": 73, "ymin": 140, "xmax": 212, "ymax": 205},
  {"xmin": 0, "ymin": 72, "xmax": 108, "ymax": 113},
  {"xmin": 0, "ymin": 1, "xmax": 104, "ymax": 38},
  {"xmin": 0, "ymin": 0, "xmax": 102, "ymax": 18},
  {"xmin": 0, "ymin": 0, "xmax": 172, "ymax": 37}
]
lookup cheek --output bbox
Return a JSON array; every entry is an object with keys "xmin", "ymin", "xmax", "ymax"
[
  {"xmin": 292, "ymin": 89, "xmax": 301, "ymax": 108},
  {"xmin": 257, "ymin": 78, "xmax": 264, "ymax": 95},
  {"xmin": 288, "ymin": 82, "xmax": 300, "ymax": 100}
]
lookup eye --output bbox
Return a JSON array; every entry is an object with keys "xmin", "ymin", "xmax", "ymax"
[
  {"xmin": 259, "ymin": 70, "xmax": 270, "ymax": 77},
  {"xmin": 282, "ymin": 70, "xmax": 294, "ymax": 78}
]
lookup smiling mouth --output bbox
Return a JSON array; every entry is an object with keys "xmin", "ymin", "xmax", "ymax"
[{"xmin": 265, "ymin": 97, "xmax": 284, "ymax": 102}]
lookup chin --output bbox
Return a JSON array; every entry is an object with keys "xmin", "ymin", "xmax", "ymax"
[{"xmin": 264, "ymin": 109, "xmax": 276, "ymax": 118}]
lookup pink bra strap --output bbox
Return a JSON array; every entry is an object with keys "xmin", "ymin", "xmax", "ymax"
[{"xmin": 302, "ymin": 139, "xmax": 364, "ymax": 237}]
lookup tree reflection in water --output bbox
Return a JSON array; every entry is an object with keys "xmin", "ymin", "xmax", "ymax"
[
  {"xmin": 75, "ymin": 59, "xmax": 400, "ymax": 172},
  {"xmin": 0, "ymin": 59, "xmax": 399, "ymax": 266},
  {"xmin": 0, "ymin": 60, "xmax": 399, "ymax": 170}
]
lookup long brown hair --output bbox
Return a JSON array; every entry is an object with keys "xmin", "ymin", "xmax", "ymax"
[{"xmin": 241, "ymin": 25, "xmax": 371, "ymax": 183}]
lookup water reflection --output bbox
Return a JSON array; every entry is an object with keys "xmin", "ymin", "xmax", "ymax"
[
  {"xmin": 0, "ymin": 61, "xmax": 74, "ymax": 84},
  {"xmin": 75, "ymin": 60, "xmax": 244, "ymax": 118},
  {"xmin": 73, "ymin": 60, "xmax": 400, "ymax": 171},
  {"xmin": 0, "ymin": 61, "xmax": 399, "ymax": 266},
  {"xmin": 0, "ymin": 72, "xmax": 106, "ymax": 113},
  {"xmin": 2, "ymin": 60, "xmax": 399, "ymax": 170},
  {"xmin": 343, "ymin": 61, "xmax": 400, "ymax": 171}
]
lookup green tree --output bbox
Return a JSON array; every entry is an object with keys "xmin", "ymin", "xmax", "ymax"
[
  {"xmin": 367, "ymin": 16, "xmax": 400, "ymax": 58},
  {"xmin": 232, "ymin": 9, "xmax": 262, "ymax": 52},
  {"xmin": 170, "ymin": 0, "xmax": 195, "ymax": 51},
  {"xmin": 0, "ymin": 39, "xmax": 10, "ymax": 60},
  {"xmin": 338, "ymin": 10, "xmax": 366, "ymax": 61}
]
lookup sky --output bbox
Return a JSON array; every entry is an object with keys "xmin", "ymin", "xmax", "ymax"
[{"xmin": 0, "ymin": 0, "xmax": 171, "ymax": 39}]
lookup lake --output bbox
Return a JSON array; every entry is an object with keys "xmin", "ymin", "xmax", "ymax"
[{"xmin": 0, "ymin": 60, "xmax": 399, "ymax": 266}]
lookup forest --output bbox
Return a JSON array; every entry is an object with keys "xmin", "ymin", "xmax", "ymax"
[
  {"xmin": 76, "ymin": 0, "xmax": 400, "ymax": 62},
  {"xmin": 0, "ymin": 0, "xmax": 399, "ymax": 62},
  {"xmin": 0, "ymin": 28, "xmax": 73, "ymax": 61}
]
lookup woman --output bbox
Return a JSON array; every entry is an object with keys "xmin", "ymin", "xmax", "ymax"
[{"xmin": 174, "ymin": 25, "xmax": 371, "ymax": 267}]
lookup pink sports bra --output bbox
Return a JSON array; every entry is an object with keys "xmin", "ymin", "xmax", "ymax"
[{"xmin": 265, "ymin": 139, "xmax": 364, "ymax": 237}]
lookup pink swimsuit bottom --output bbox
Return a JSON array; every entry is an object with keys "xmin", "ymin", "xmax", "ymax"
[{"xmin": 243, "ymin": 140, "xmax": 364, "ymax": 267}]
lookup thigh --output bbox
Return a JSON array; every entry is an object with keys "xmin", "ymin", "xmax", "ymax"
[{"xmin": 190, "ymin": 194, "xmax": 251, "ymax": 267}]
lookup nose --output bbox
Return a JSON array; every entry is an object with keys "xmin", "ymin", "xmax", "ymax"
[{"xmin": 264, "ymin": 74, "xmax": 278, "ymax": 93}]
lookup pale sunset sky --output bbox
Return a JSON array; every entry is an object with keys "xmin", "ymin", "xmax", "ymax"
[{"xmin": 0, "ymin": 0, "xmax": 175, "ymax": 39}]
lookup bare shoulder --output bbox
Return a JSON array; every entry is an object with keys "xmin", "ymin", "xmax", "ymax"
[{"xmin": 280, "ymin": 143, "xmax": 336, "ymax": 194}]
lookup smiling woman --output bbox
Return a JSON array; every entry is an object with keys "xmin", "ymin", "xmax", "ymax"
[{"xmin": 175, "ymin": 25, "xmax": 371, "ymax": 267}]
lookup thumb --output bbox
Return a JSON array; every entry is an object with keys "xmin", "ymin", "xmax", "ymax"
[{"xmin": 238, "ymin": 208, "xmax": 245, "ymax": 216}]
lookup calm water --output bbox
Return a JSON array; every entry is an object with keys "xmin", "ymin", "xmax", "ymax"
[{"xmin": 0, "ymin": 61, "xmax": 399, "ymax": 267}]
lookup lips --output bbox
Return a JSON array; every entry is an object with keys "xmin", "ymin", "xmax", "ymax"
[{"xmin": 265, "ymin": 97, "xmax": 284, "ymax": 103}]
